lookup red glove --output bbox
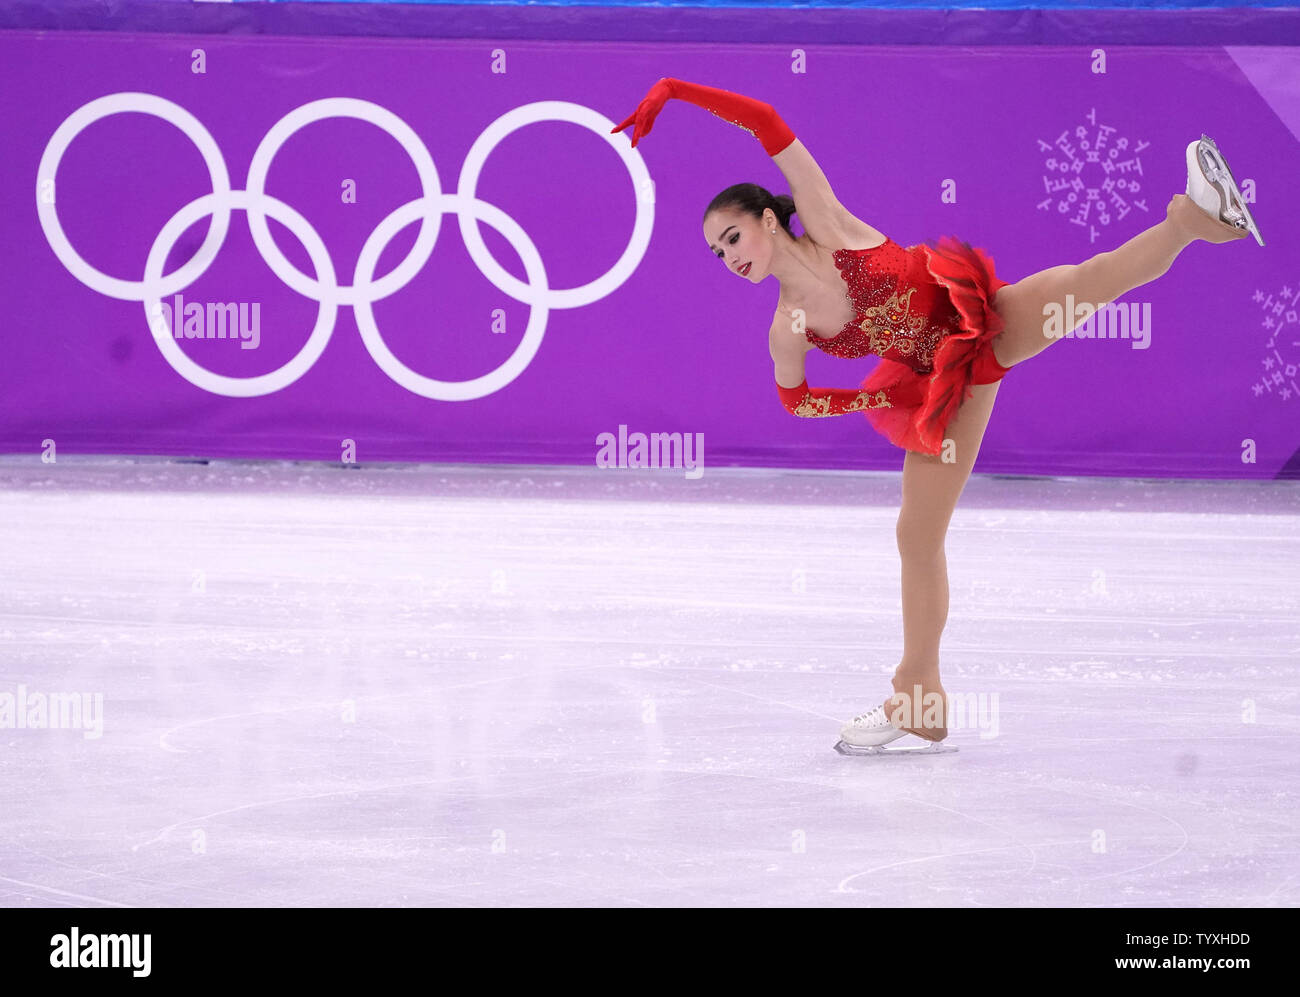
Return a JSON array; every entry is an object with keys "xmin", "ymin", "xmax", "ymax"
[
  {"xmin": 777, "ymin": 379, "xmax": 894, "ymax": 417},
  {"xmin": 610, "ymin": 77, "xmax": 796, "ymax": 156}
]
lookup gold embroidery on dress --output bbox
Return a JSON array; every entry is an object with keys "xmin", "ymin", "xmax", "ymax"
[
  {"xmin": 793, "ymin": 389, "xmax": 893, "ymax": 417},
  {"xmin": 859, "ymin": 285, "xmax": 930, "ymax": 356},
  {"xmin": 808, "ymin": 252, "xmax": 959, "ymax": 369}
]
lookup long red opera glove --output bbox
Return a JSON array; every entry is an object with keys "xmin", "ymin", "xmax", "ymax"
[
  {"xmin": 611, "ymin": 77, "xmax": 797, "ymax": 156},
  {"xmin": 777, "ymin": 379, "xmax": 894, "ymax": 418}
]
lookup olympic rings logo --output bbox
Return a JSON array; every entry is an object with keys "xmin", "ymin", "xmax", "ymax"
[{"xmin": 35, "ymin": 93, "xmax": 654, "ymax": 399}]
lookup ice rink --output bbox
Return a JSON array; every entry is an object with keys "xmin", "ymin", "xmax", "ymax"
[{"xmin": 1, "ymin": 457, "xmax": 1296, "ymax": 907}]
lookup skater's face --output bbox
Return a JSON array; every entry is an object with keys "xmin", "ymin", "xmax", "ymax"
[{"xmin": 703, "ymin": 206, "xmax": 775, "ymax": 284}]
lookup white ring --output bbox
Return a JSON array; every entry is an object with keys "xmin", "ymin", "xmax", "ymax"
[
  {"xmin": 142, "ymin": 190, "xmax": 338, "ymax": 397},
  {"xmin": 244, "ymin": 98, "xmax": 443, "ymax": 308},
  {"xmin": 353, "ymin": 193, "xmax": 547, "ymax": 400},
  {"xmin": 457, "ymin": 101, "xmax": 653, "ymax": 309},
  {"xmin": 36, "ymin": 92, "xmax": 232, "ymax": 301}
]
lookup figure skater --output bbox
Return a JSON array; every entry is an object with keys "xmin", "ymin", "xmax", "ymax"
[{"xmin": 611, "ymin": 77, "xmax": 1262, "ymax": 753}]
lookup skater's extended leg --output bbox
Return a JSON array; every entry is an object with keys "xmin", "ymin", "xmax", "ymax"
[{"xmin": 989, "ymin": 194, "xmax": 1246, "ymax": 369}]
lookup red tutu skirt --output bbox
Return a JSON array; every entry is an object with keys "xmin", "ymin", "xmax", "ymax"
[{"xmin": 859, "ymin": 236, "xmax": 1012, "ymax": 457}]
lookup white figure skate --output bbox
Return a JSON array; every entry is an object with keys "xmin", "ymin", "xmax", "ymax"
[
  {"xmin": 1185, "ymin": 134, "xmax": 1264, "ymax": 246},
  {"xmin": 833, "ymin": 704, "xmax": 958, "ymax": 757}
]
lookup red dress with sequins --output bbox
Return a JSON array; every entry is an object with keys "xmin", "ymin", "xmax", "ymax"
[{"xmin": 805, "ymin": 235, "xmax": 1013, "ymax": 456}]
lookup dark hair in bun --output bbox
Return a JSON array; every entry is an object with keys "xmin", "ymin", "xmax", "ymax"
[{"xmin": 704, "ymin": 183, "xmax": 798, "ymax": 235}]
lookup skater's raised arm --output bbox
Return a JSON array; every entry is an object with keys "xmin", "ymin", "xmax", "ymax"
[
  {"xmin": 610, "ymin": 77, "xmax": 796, "ymax": 155},
  {"xmin": 770, "ymin": 316, "xmax": 893, "ymax": 418},
  {"xmin": 611, "ymin": 78, "xmax": 858, "ymax": 248}
]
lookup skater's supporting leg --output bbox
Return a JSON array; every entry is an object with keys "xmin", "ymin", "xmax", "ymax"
[
  {"xmin": 989, "ymin": 194, "xmax": 1243, "ymax": 369},
  {"xmin": 890, "ymin": 381, "xmax": 1001, "ymax": 729}
]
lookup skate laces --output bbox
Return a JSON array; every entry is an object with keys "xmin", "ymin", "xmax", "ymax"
[{"xmin": 850, "ymin": 705, "xmax": 888, "ymax": 727}]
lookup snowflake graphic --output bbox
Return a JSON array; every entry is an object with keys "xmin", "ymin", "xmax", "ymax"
[
  {"xmin": 1037, "ymin": 109, "xmax": 1150, "ymax": 245},
  {"xmin": 1252, "ymin": 283, "xmax": 1300, "ymax": 403}
]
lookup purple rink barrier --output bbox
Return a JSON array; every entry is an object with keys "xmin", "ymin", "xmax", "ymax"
[{"xmin": 1, "ymin": 31, "xmax": 1297, "ymax": 478}]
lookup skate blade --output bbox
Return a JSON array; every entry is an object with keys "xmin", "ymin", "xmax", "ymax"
[
  {"xmin": 834, "ymin": 739, "xmax": 958, "ymax": 757},
  {"xmin": 1199, "ymin": 135, "xmax": 1264, "ymax": 246}
]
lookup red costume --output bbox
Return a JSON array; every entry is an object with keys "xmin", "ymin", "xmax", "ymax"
[
  {"xmin": 613, "ymin": 78, "xmax": 1013, "ymax": 457},
  {"xmin": 792, "ymin": 236, "xmax": 1013, "ymax": 456}
]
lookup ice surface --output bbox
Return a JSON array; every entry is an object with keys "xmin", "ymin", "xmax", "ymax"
[{"xmin": 0, "ymin": 457, "xmax": 1296, "ymax": 907}]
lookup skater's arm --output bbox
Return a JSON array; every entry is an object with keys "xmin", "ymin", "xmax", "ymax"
[
  {"xmin": 771, "ymin": 139, "xmax": 868, "ymax": 252},
  {"xmin": 770, "ymin": 318, "xmax": 892, "ymax": 417},
  {"xmin": 771, "ymin": 316, "xmax": 807, "ymax": 392},
  {"xmin": 611, "ymin": 77, "xmax": 796, "ymax": 156},
  {"xmin": 776, "ymin": 378, "xmax": 894, "ymax": 418},
  {"xmin": 610, "ymin": 78, "xmax": 864, "ymax": 249}
]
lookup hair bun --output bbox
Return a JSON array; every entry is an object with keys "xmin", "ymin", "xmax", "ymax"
[{"xmin": 703, "ymin": 183, "xmax": 799, "ymax": 237}]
